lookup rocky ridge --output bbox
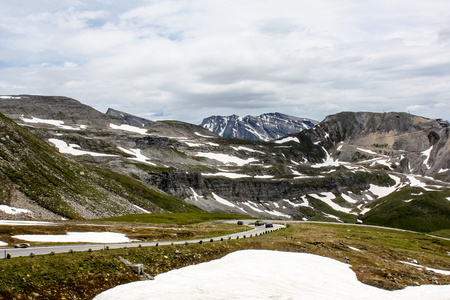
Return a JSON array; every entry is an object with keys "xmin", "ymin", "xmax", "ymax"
[{"xmin": 201, "ymin": 112, "xmax": 317, "ymax": 141}]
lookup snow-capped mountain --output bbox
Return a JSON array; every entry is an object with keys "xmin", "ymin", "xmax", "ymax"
[{"xmin": 200, "ymin": 112, "xmax": 318, "ymax": 141}]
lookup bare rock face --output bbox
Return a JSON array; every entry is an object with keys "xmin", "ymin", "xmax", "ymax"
[
  {"xmin": 106, "ymin": 108, "xmax": 153, "ymax": 128},
  {"xmin": 300, "ymin": 112, "xmax": 450, "ymax": 179}
]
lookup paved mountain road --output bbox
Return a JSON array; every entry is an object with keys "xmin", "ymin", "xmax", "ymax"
[{"xmin": 1, "ymin": 221, "xmax": 283, "ymax": 259}]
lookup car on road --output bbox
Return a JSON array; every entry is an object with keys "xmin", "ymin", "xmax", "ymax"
[
  {"xmin": 237, "ymin": 221, "xmax": 244, "ymax": 225},
  {"xmin": 255, "ymin": 220, "xmax": 265, "ymax": 226},
  {"xmin": 265, "ymin": 223, "xmax": 273, "ymax": 228},
  {"xmin": 14, "ymin": 243, "xmax": 31, "ymax": 248}
]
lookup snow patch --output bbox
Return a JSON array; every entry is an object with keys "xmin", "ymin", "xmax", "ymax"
[
  {"xmin": 421, "ymin": 146, "xmax": 433, "ymax": 169},
  {"xmin": 21, "ymin": 116, "xmax": 87, "ymax": 130},
  {"xmin": 194, "ymin": 132, "xmax": 215, "ymax": 138},
  {"xmin": 274, "ymin": 136, "xmax": 300, "ymax": 144},
  {"xmin": 399, "ymin": 261, "xmax": 450, "ymax": 276},
  {"xmin": 311, "ymin": 147, "xmax": 349, "ymax": 168},
  {"xmin": 13, "ymin": 232, "xmax": 135, "ymax": 243},
  {"xmin": 341, "ymin": 193, "xmax": 358, "ymax": 204},
  {"xmin": 190, "ymin": 188, "xmax": 204, "ymax": 201},
  {"xmin": 254, "ymin": 175, "xmax": 274, "ymax": 179},
  {"xmin": 348, "ymin": 246, "xmax": 362, "ymax": 252},
  {"xmin": 185, "ymin": 142, "xmax": 203, "ymax": 147},
  {"xmin": 95, "ymin": 250, "xmax": 450, "ymax": 299},
  {"xmin": 132, "ymin": 205, "xmax": 151, "ymax": 214},
  {"xmin": 212, "ymin": 193, "xmax": 236, "ymax": 208},
  {"xmin": 0, "ymin": 205, "xmax": 33, "ymax": 216},
  {"xmin": 309, "ymin": 193, "xmax": 353, "ymax": 214},
  {"xmin": 49, "ymin": 139, "xmax": 116, "ymax": 157},
  {"xmin": 196, "ymin": 152, "xmax": 258, "ymax": 166},
  {"xmin": 231, "ymin": 146, "xmax": 265, "ymax": 154},
  {"xmin": 0, "ymin": 241, "xmax": 8, "ymax": 246},
  {"xmin": 118, "ymin": 147, "xmax": 156, "ymax": 165},
  {"xmin": 406, "ymin": 175, "xmax": 427, "ymax": 188},
  {"xmin": 202, "ymin": 172, "xmax": 251, "ymax": 179},
  {"xmin": 110, "ymin": 124, "xmax": 148, "ymax": 135},
  {"xmin": 242, "ymin": 202, "xmax": 264, "ymax": 213},
  {"xmin": 368, "ymin": 175, "xmax": 402, "ymax": 199},
  {"xmin": 357, "ymin": 148, "xmax": 378, "ymax": 155}
]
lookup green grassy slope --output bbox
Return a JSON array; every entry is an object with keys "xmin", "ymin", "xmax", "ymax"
[
  {"xmin": 361, "ymin": 187, "xmax": 450, "ymax": 232},
  {"xmin": 0, "ymin": 113, "xmax": 202, "ymax": 219}
]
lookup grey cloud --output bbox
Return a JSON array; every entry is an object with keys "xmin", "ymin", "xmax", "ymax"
[{"xmin": 1, "ymin": 0, "xmax": 449, "ymax": 124}]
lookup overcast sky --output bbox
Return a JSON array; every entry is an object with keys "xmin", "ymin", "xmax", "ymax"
[{"xmin": 1, "ymin": 1, "xmax": 449, "ymax": 123}]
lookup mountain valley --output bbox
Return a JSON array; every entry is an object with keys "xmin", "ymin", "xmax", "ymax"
[{"xmin": 0, "ymin": 95, "xmax": 449, "ymax": 233}]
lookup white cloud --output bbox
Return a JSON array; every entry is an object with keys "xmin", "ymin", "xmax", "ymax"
[{"xmin": 1, "ymin": 0, "xmax": 449, "ymax": 123}]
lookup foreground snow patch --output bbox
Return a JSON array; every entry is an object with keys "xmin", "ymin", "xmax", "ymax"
[
  {"xmin": 94, "ymin": 250, "xmax": 450, "ymax": 300},
  {"xmin": 13, "ymin": 232, "xmax": 134, "ymax": 243}
]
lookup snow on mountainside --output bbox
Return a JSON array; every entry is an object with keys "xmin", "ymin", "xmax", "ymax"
[
  {"xmin": 0, "ymin": 95, "xmax": 449, "ymax": 232},
  {"xmin": 201, "ymin": 113, "xmax": 318, "ymax": 141}
]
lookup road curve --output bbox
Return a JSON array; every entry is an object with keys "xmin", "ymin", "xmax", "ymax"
[{"xmin": 1, "ymin": 221, "xmax": 284, "ymax": 259}]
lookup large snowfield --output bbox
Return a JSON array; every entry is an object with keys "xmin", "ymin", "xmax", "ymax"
[{"xmin": 94, "ymin": 250, "xmax": 450, "ymax": 300}]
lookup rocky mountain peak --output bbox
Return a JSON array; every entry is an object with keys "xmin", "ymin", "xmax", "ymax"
[
  {"xmin": 106, "ymin": 108, "xmax": 153, "ymax": 128},
  {"xmin": 201, "ymin": 112, "xmax": 318, "ymax": 141}
]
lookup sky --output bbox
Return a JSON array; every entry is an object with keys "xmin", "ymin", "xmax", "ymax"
[{"xmin": 1, "ymin": 0, "xmax": 449, "ymax": 124}]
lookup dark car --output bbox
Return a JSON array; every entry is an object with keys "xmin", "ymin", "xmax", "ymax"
[
  {"xmin": 265, "ymin": 223, "xmax": 273, "ymax": 228},
  {"xmin": 14, "ymin": 243, "xmax": 31, "ymax": 248},
  {"xmin": 237, "ymin": 220, "xmax": 244, "ymax": 225},
  {"xmin": 255, "ymin": 220, "xmax": 265, "ymax": 226}
]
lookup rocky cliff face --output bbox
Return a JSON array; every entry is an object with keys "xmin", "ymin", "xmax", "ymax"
[
  {"xmin": 297, "ymin": 112, "xmax": 450, "ymax": 179},
  {"xmin": 201, "ymin": 112, "xmax": 317, "ymax": 141}
]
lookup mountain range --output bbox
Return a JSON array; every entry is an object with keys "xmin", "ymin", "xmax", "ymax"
[
  {"xmin": 200, "ymin": 113, "xmax": 317, "ymax": 141},
  {"xmin": 0, "ymin": 95, "xmax": 448, "ymax": 233}
]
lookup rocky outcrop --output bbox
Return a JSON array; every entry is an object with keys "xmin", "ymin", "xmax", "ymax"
[
  {"xmin": 145, "ymin": 169, "xmax": 390, "ymax": 203},
  {"xmin": 295, "ymin": 112, "xmax": 450, "ymax": 179},
  {"xmin": 106, "ymin": 108, "xmax": 153, "ymax": 128}
]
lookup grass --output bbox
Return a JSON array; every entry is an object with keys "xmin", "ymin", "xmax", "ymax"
[
  {"xmin": 1, "ymin": 222, "xmax": 449, "ymax": 299},
  {"xmin": 361, "ymin": 187, "xmax": 450, "ymax": 232},
  {"xmin": 0, "ymin": 216, "xmax": 251, "ymax": 247},
  {"xmin": 0, "ymin": 113, "xmax": 202, "ymax": 219},
  {"xmin": 95, "ymin": 212, "xmax": 255, "ymax": 225}
]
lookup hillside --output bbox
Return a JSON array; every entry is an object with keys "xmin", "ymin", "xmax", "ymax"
[
  {"xmin": 0, "ymin": 110, "xmax": 201, "ymax": 220},
  {"xmin": 0, "ymin": 95, "xmax": 449, "ymax": 232}
]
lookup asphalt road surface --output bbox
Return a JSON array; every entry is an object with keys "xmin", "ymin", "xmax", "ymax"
[{"xmin": 1, "ymin": 221, "xmax": 284, "ymax": 259}]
